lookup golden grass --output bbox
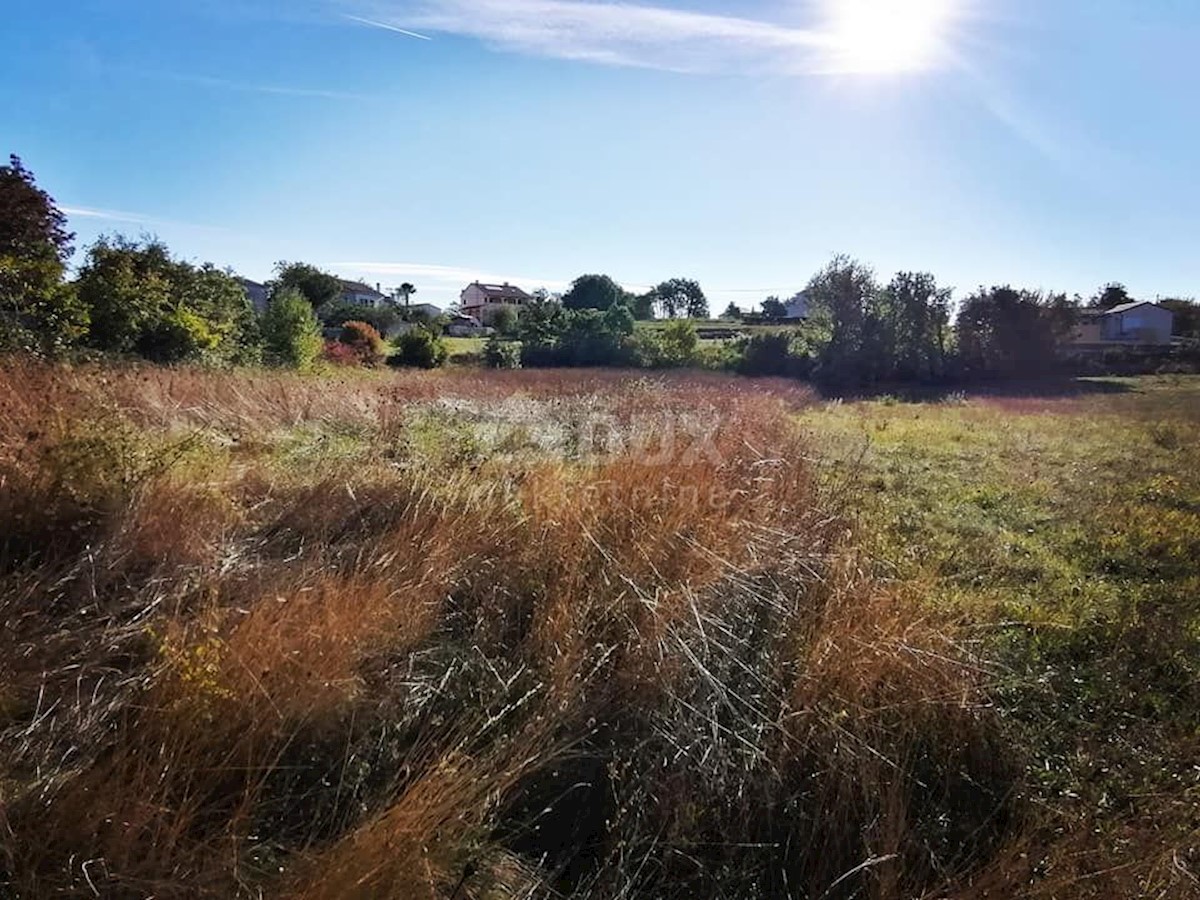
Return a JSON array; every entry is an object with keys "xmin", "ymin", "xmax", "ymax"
[{"xmin": 0, "ymin": 358, "xmax": 1028, "ymax": 898}]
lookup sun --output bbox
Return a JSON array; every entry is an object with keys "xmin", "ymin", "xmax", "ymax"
[{"xmin": 822, "ymin": 0, "xmax": 961, "ymax": 74}]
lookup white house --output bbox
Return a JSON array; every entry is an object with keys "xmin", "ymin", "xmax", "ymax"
[
  {"xmin": 403, "ymin": 303, "xmax": 443, "ymax": 320},
  {"xmin": 1070, "ymin": 302, "xmax": 1175, "ymax": 346},
  {"xmin": 460, "ymin": 282, "xmax": 533, "ymax": 325},
  {"xmin": 1099, "ymin": 302, "xmax": 1175, "ymax": 344},
  {"xmin": 340, "ymin": 280, "xmax": 388, "ymax": 308}
]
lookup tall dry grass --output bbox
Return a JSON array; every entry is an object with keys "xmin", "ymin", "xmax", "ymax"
[{"xmin": 0, "ymin": 358, "xmax": 1012, "ymax": 898}]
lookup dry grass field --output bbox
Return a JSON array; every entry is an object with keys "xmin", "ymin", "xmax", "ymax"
[{"xmin": 0, "ymin": 360, "xmax": 1196, "ymax": 898}]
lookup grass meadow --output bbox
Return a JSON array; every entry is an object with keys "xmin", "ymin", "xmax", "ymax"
[{"xmin": 0, "ymin": 361, "xmax": 1196, "ymax": 898}]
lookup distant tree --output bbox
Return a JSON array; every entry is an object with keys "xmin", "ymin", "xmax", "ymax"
[
  {"xmin": 805, "ymin": 255, "xmax": 878, "ymax": 386},
  {"xmin": 76, "ymin": 236, "xmax": 256, "ymax": 363},
  {"xmin": 721, "ymin": 302, "xmax": 743, "ymax": 320},
  {"xmin": 517, "ymin": 297, "xmax": 569, "ymax": 348},
  {"xmin": 562, "ymin": 274, "xmax": 628, "ymax": 311},
  {"xmin": 320, "ymin": 301, "xmax": 400, "ymax": 335},
  {"xmin": 397, "ymin": 282, "xmax": 416, "ymax": 306},
  {"xmin": 1159, "ymin": 298, "xmax": 1199, "ymax": 339},
  {"xmin": 390, "ymin": 327, "xmax": 448, "ymax": 369},
  {"xmin": 491, "ymin": 304, "xmax": 519, "ymax": 337},
  {"xmin": 955, "ymin": 286, "xmax": 1077, "ymax": 377},
  {"xmin": 760, "ymin": 296, "xmax": 788, "ymax": 320},
  {"xmin": 631, "ymin": 292, "xmax": 657, "ymax": 321},
  {"xmin": 632, "ymin": 318, "xmax": 700, "ymax": 368},
  {"xmin": 261, "ymin": 287, "xmax": 323, "ymax": 369},
  {"xmin": 0, "ymin": 155, "xmax": 73, "ymax": 266},
  {"xmin": 1091, "ymin": 282, "xmax": 1133, "ymax": 310},
  {"xmin": 0, "ymin": 155, "xmax": 85, "ymax": 353},
  {"xmin": 271, "ymin": 261, "xmax": 343, "ymax": 309},
  {"xmin": 868, "ymin": 272, "xmax": 953, "ymax": 381},
  {"xmin": 649, "ymin": 278, "xmax": 708, "ymax": 319}
]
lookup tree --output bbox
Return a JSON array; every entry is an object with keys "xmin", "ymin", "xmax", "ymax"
[
  {"xmin": 0, "ymin": 155, "xmax": 85, "ymax": 353},
  {"xmin": 562, "ymin": 274, "xmax": 628, "ymax": 311},
  {"xmin": 955, "ymin": 286, "xmax": 1076, "ymax": 377},
  {"xmin": 76, "ymin": 236, "xmax": 256, "ymax": 363},
  {"xmin": 261, "ymin": 287, "xmax": 323, "ymax": 369},
  {"xmin": 805, "ymin": 256, "xmax": 878, "ymax": 386},
  {"xmin": 1091, "ymin": 282, "xmax": 1133, "ymax": 310},
  {"xmin": 1159, "ymin": 298, "xmax": 1199, "ymax": 339},
  {"xmin": 868, "ymin": 272, "xmax": 953, "ymax": 381},
  {"xmin": 760, "ymin": 297, "xmax": 788, "ymax": 320},
  {"xmin": 491, "ymin": 304, "xmax": 519, "ymax": 337},
  {"xmin": 398, "ymin": 282, "xmax": 416, "ymax": 307},
  {"xmin": 721, "ymin": 302, "xmax": 743, "ymax": 320},
  {"xmin": 631, "ymin": 292, "xmax": 657, "ymax": 321},
  {"xmin": 0, "ymin": 155, "xmax": 73, "ymax": 266},
  {"xmin": 271, "ymin": 261, "xmax": 343, "ymax": 310},
  {"xmin": 649, "ymin": 278, "xmax": 708, "ymax": 319}
]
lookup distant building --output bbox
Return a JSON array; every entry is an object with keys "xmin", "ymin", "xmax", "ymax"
[
  {"xmin": 403, "ymin": 303, "xmax": 444, "ymax": 320},
  {"xmin": 446, "ymin": 313, "xmax": 489, "ymax": 337},
  {"xmin": 239, "ymin": 278, "xmax": 270, "ymax": 315},
  {"xmin": 460, "ymin": 282, "xmax": 533, "ymax": 325},
  {"xmin": 340, "ymin": 280, "xmax": 388, "ymax": 308},
  {"xmin": 783, "ymin": 292, "xmax": 810, "ymax": 320},
  {"xmin": 1069, "ymin": 302, "xmax": 1175, "ymax": 346}
]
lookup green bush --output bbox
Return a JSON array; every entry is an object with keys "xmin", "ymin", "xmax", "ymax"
[
  {"xmin": 484, "ymin": 336, "xmax": 522, "ymax": 369},
  {"xmin": 261, "ymin": 288, "xmax": 323, "ymax": 370},
  {"xmin": 631, "ymin": 319, "xmax": 699, "ymax": 368},
  {"xmin": 389, "ymin": 328, "xmax": 448, "ymax": 369},
  {"xmin": 734, "ymin": 332, "xmax": 811, "ymax": 377}
]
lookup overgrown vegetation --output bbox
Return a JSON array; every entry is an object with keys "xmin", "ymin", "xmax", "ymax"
[{"xmin": 1, "ymin": 362, "xmax": 1195, "ymax": 897}]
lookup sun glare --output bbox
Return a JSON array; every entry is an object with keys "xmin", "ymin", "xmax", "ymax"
[{"xmin": 823, "ymin": 0, "xmax": 960, "ymax": 74}]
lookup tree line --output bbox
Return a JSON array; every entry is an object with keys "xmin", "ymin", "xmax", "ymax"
[{"xmin": 2, "ymin": 155, "xmax": 1197, "ymax": 383}]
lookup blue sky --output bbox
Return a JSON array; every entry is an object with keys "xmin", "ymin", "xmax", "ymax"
[{"xmin": 3, "ymin": 0, "xmax": 1197, "ymax": 309}]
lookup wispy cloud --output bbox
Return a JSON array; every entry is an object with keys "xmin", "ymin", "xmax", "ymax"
[
  {"xmin": 62, "ymin": 205, "xmax": 224, "ymax": 233},
  {"xmin": 340, "ymin": 0, "xmax": 837, "ymax": 75}
]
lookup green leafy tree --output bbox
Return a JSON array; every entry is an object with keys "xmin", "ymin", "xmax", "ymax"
[
  {"xmin": 0, "ymin": 155, "xmax": 86, "ymax": 353},
  {"xmin": 805, "ymin": 255, "xmax": 878, "ymax": 386},
  {"xmin": 271, "ymin": 261, "xmax": 343, "ymax": 310},
  {"xmin": 649, "ymin": 278, "xmax": 708, "ymax": 319},
  {"xmin": 562, "ymin": 274, "xmax": 628, "ymax": 311},
  {"xmin": 956, "ymin": 286, "xmax": 1077, "ymax": 377},
  {"xmin": 390, "ymin": 327, "xmax": 448, "ymax": 369},
  {"xmin": 76, "ymin": 237, "xmax": 254, "ymax": 363},
  {"xmin": 633, "ymin": 319, "xmax": 700, "ymax": 368},
  {"xmin": 491, "ymin": 304, "xmax": 519, "ymax": 337},
  {"xmin": 721, "ymin": 302, "xmax": 743, "ymax": 320},
  {"xmin": 867, "ymin": 272, "xmax": 953, "ymax": 381},
  {"xmin": 261, "ymin": 287, "xmax": 323, "ymax": 369},
  {"xmin": 1091, "ymin": 282, "xmax": 1133, "ymax": 310},
  {"xmin": 631, "ymin": 292, "xmax": 657, "ymax": 321},
  {"xmin": 760, "ymin": 297, "xmax": 787, "ymax": 320}
]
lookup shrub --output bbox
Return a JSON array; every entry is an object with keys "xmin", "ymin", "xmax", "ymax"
[
  {"xmin": 631, "ymin": 319, "xmax": 700, "ymax": 368},
  {"xmin": 262, "ymin": 287, "xmax": 323, "ymax": 369},
  {"xmin": 389, "ymin": 328, "xmax": 448, "ymax": 369},
  {"xmin": 320, "ymin": 302, "xmax": 400, "ymax": 337},
  {"xmin": 734, "ymin": 331, "xmax": 811, "ymax": 377},
  {"xmin": 339, "ymin": 320, "xmax": 387, "ymax": 367},
  {"xmin": 484, "ymin": 336, "xmax": 522, "ymax": 369},
  {"xmin": 322, "ymin": 339, "xmax": 362, "ymax": 367}
]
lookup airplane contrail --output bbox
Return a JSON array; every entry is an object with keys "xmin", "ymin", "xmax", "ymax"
[{"xmin": 344, "ymin": 14, "xmax": 433, "ymax": 41}]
